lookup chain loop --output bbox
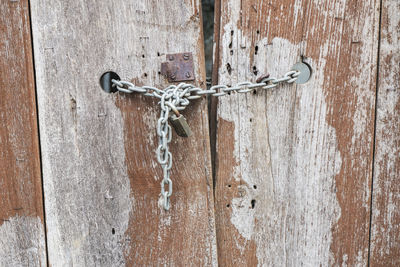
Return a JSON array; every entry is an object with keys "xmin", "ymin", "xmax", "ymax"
[{"xmin": 111, "ymin": 69, "xmax": 300, "ymax": 210}]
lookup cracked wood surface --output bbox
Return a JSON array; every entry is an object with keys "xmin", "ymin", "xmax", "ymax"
[
  {"xmin": 30, "ymin": 0, "xmax": 217, "ymax": 265},
  {"xmin": 213, "ymin": 0, "xmax": 380, "ymax": 265},
  {"xmin": 0, "ymin": 0, "xmax": 47, "ymax": 266}
]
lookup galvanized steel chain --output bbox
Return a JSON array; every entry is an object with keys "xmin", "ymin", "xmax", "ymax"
[
  {"xmin": 112, "ymin": 70, "xmax": 300, "ymax": 99},
  {"xmin": 111, "ymin": 69, "xmax": 300, "ymax": 210}
]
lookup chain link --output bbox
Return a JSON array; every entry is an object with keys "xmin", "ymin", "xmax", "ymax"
[{"xmin": 111, "ymin": 70, "xmax": 299, "ymax": 210}]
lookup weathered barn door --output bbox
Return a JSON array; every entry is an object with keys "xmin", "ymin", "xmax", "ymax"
[
  {"xmin": 30, "ymin": 0, "xmax": 217, "ymax": 265},
  {"xmin": 212, "ymin": 0, "xmax": 399, "ymax": 266},
  {"xmin": 2, "ymin": 0, "xmax": 399, "ymax": 266}
]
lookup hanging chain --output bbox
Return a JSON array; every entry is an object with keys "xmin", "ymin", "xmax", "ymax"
[{"xmin": 111, "ymin": 70, "xmax": 300, "ymax": 210}]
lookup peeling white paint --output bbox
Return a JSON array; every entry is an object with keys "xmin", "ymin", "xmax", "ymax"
[
  {"xmin": 342, "ymin": 254, "xmax": 348, "ymax": 267},
  {"xmin": 0, "ymin": 216, "xmax": 46, "ymax": 267},
  {"xmin": 370, "ymin": 0, "xmax": 400, "ymax": 261},
  {"xmin": 218, "ymin": 31, "xmax": 343, "ymax": 265},
  {"xmin": 230, "ymin": 185, "xmax": 256, "ymax": 241}
]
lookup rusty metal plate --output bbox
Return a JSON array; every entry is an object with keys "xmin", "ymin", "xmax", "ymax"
[{"xmin": 161, "ymin": 52, "xmax": 195, "ymax": 82}]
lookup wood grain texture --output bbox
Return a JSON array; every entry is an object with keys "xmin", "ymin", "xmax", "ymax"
[
  {"xmin": 370, "ymin": 0, "xmax": 400, "ymax": 265},
  {"xmin": 0, "ymin": 0, "xmax": 47, "ymax": 266},
  {"xmin": 30, "ymin": 0, "xmax": 217, "ymax": 266},
  {"xmin": 213, "ymin": 0, "xmax": 380, "ymax": 265}
]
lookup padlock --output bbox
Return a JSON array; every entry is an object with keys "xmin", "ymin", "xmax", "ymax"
[{"xmin": 169, "ymin": 113, "xmax": 192, "ymax": 137}]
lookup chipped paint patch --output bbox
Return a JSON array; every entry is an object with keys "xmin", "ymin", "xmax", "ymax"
[
  {"xmin": 218, "ymin": 34, "xmax": 342, "ymax": 265},
  {"xmin": 0, "ymin": 216, "xmax": 46, "ymax": 267},
  {"xmin": 259, "ymin": 38, "xmax": 341, "ymax": 266},
  {"xmin": 230, "ymin": 185, "xmax": 256, "ymax": 241}
]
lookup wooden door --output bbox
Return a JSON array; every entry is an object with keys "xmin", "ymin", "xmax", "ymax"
[
  {"xmin": 212, "ymin": 0, "xmax": 399, "ymax": 266},
  {"xmin": 1, "ymin": 0, "xmax": 399, "ymax": 266},
  {"xmin": 29, "ymin": 0, "xmax": 217, "ymax": 266}
]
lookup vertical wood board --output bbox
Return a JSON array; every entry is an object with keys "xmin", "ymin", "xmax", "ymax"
[
  {"xmin": 30, "ymin": 0, "xmax": 217, "ymax": 265},
  {"xmin": 213, "ymin": 0, "xmax": 380, "ymax": 265},
  {"xmin": 0, "ymin": 0, "xmax": 46, "ymax": 266},
  {"xmin": 370, "ymin": 0, "xmax": 400, "ymax": 265}
]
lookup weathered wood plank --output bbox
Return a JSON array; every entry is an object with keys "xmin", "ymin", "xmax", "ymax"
[
  {"xmin": 213, "ymin": 0, "xmax": 380, "ymax": 265},
  {"xmin": 30, "ymin": 0, "xmax": 217, "ymax": 265},
  {"xmin": 0, "ymin": 0, "xmax": 47, "ymax": 266},
  {"xmin": 370, "ymin": 0, "xmax": 400, "ymax": 265}
]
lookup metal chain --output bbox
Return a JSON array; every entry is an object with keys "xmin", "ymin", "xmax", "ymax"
[{"xmin": 111, "ymin": 69, "xmax": 300, "ymax": 210}]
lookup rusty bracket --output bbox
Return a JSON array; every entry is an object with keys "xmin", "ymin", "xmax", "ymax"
[{"xmin": 161, "ymin": 52, "xmax": 195, "ymax": 82}]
